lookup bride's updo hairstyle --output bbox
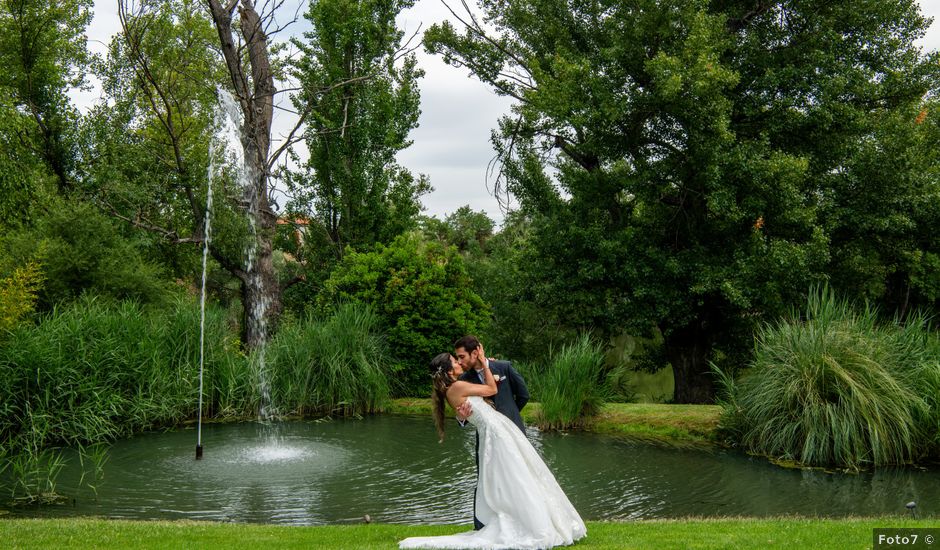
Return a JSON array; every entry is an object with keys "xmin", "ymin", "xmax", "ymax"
[{"xmin": 430, "ymin": 352, "xmax": 456, "ymax": 442}]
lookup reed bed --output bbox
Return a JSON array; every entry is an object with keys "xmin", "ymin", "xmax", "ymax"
[
  {"xmin": 266, "ymin": 303, "xmax": 389, "ymax": 416},
  {"xmin": 716, "ymin": 286, "xmax": 940, "ymax": 469}
]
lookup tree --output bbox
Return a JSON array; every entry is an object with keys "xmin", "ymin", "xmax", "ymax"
[
  {"xmin": 824, "ymin": 99, "xmax": 940, "ymax": 317},
  {"xmin": 425, "ymin": 0, "xmax": 940, "ymax": 402},
  {"xmin": 101, "ymin": 0, "xmax": 296, "ymax": 347},
  {"xmin": 0, "ymin": 0, "xmax": 91, "ymax": 193},
  {"xmin": 422, "ymin": 205, "xmax": 495, "ymax": 254},
  {"xmin": 92, "ymin": 0, "xmax": 236, "ymax": 311},
  {"xmin": 285, "ymin": 0, "xmax": 430, "ymax": 264}
]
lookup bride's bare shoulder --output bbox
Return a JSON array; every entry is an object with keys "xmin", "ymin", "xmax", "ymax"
[{"xmin": 446, "ymin": 380, "xmax": 472, "ymax": 396}]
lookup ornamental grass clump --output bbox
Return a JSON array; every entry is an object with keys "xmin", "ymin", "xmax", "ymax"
[
  {"xmin": 535, "ymin": 333, "xmax": 607, "ymax": 430},
  {"xmin": 717, "ymin": 286, "xmax": 938, "ymax": 469}
]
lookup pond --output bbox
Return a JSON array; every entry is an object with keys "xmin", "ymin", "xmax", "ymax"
[{"xmin": 3, "ymin": 416, "xmax": 937, "ymax": 524}]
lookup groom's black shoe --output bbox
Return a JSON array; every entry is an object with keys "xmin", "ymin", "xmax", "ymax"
[{"xmin": 474, "ymin": 518, "xmax": 484, "ymax": 531}]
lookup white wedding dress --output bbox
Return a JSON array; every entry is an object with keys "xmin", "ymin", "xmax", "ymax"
[{"xmin": 399, "ymin": 396, "xmax": 587, "ymax": 549}]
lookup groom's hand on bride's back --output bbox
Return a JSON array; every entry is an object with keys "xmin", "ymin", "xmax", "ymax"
[{"xmin": 456, "ymin": 400, "xmax": 473, "ymax": 422}]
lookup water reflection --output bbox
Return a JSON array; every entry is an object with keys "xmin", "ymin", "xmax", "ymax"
[{"xmin": 3, "ymin": 416, "xmax": 936, "ymax": 524}]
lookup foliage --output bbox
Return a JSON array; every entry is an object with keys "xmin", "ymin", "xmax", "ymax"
[
  {"xmin": 267, "ymin": 303, "xmax": 389, "ymax": 416},
  {"xmin": 0, "ymin": 260, "xmax": 44, "ymax": 334},
  {"xmin": 528, "ymin": 333, "xmax": 607, "ymax": 430},
  {"xmin": 0, "ymin": 201, "xmax": 172, "ymax": 308},
  {"xmin": 824, "ymin": 99, "xmax": 940, "ymax": 316},
  {"xmin": 715, "ymin": 286, "xmax": 940, "ymax": 468},
  {"xmin": 285, "ymin": 0, "xmax": 430, "ymax": 268},
  {"xmin": 421, "ymin": 206, "xmax": 496, "ymax": 255},
  {"xmin": 0, "ymin": 91, "xmax": 54, "ymax": 229},
  {"xmin": 317, "ymin": 233, "xmax": 490, "ymax": 395},
  {"xmin": 424, "ymin": 0, "xmax": 940, "ymax": 403}
]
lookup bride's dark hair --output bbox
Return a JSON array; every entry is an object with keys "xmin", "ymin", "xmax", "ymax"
[{"xmin": 430, "ymin": 352, "xmax": 457, "ymax": 442}]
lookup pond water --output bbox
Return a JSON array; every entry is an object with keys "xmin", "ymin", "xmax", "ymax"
[{"xmin": 4, "ymin": 416, "xmax": 937, "ymax": 524}]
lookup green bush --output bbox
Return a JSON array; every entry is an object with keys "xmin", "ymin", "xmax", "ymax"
[
  {"xmin": 530, "ymin": 333, "xmax": 608, "ymax": 430},
  {"xmin": 267, "ymin": 303, "xmax": 389, "ymax": 416},
  {"xmin": 0, "ymin": 201, "xmax": 171, "ymax": 309},
  {"xmin": 0, "ymin": 260, "xmax": 44, "ymax": 334},
  {"xmin": 317, "ymin": 233, "xmax": 490, "ymax": 396},
  {"xmin": 716, "ymin": 286, "xmax": 940, "ymax": 469}
]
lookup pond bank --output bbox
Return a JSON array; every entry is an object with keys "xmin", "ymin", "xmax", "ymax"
[
  {"xmin": 0, "ymin": 517, "xmax": 931, "ymax": 549},
  {"xmin": 385, "ymin": 398, "xmax": 722, "ymax": 445}
]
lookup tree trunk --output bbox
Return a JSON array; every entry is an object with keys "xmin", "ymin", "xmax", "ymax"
[
  {"xmin": 207, "ymin": 0, "xmax": 281, "ymax": 349},
  {"xmin": 664, "ymin": 323, "xmax": 715, "ymax": 404},
  {"xmin": 240, "ymin": 223, "xmax": 280, "ymax": 348}
]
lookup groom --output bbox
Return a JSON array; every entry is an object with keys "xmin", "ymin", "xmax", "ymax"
[{"xmin": 453, "ymin": 335, "xmax": 529, "ymax": 530}]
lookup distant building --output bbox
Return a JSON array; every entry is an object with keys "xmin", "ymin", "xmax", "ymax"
[{"xmin": 277, "ymin": 217, "xmax": 310, "ymax": 246}]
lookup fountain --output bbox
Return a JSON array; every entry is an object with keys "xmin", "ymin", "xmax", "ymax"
[
  {"xmin": 196, "ymin": 88, "xmax": 283, "ymax": 461},
  {"xmin": 195, "ymin": 117, "xmax": 215, "ymax": 460}
]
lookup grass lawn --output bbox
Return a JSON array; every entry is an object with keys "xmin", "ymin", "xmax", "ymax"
[
  {"xmin": 386, "ymin": 399, "xmax": 722, "ymax": 444},
  {"xmin": 1, "ymin": 517, "xmax": 933, "ymax": 549}
]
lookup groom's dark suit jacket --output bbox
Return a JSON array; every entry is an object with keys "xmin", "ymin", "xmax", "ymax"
[{"xmin": 459, "ymin": 359, "xmax": 529, "ymax": 433}]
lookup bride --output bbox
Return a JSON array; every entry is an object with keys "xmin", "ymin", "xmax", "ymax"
[{"xmin": 399, "ymin": 353, "xmax": 587, "ymax": 549}]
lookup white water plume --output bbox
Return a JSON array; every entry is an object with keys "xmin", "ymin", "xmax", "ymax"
[{"xmin": 208, "ymin": 88, "xmax": 280, "ymax": 443}]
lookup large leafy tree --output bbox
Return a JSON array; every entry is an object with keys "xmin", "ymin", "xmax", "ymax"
[
  {"xmin": 285, "ymin": 0, "xmax": 429, "ymax": 264},
  {"xmin": 0, "ymin": 0, "xmax": 91, "ymax": 193},
  {"xmin": 425, "ymin": 0, "xmax": 940, "ymax": 402},
  {"xmin": 0, "ymin": 0, "xmax": 91, "ymax": 225}
]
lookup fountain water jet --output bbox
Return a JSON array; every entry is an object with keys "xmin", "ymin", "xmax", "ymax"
[
  {"xmin": 200, "ymin": 89, "xmax": 283, "ymax": 459},
  {"xmin": 195, "ymin": 132, "xmax": 214, "ymax": 460}
]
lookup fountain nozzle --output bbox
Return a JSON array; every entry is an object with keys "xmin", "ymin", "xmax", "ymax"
[{"xmin": 196, "ymin": 444, "xmax": 204, "ymax": 460}]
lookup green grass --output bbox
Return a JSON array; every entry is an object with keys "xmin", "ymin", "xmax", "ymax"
[
  {"xmin": 0, "ymin": 299, "xmax": 391, "ymax": 501},
  {"xmin": 0, "ymin": 517, "xmax": 934, "ymax": 549},
  {"xmin": 386, "ymin": 399, "xmax": 721, "ymax": 444}
]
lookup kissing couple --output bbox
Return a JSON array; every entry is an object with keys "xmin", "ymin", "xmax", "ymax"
[{"xmin": 399, "ymin": 336, "xmax": 587, "ymax": 549}]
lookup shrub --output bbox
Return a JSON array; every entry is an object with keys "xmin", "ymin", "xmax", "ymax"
[
  {"xmin": 716, "ymin": 286, "xmax": 939, "ymax": 469},
  {"xmin": 0, "ymin": 201, "xmax": 171, "ymax": 309},
  {"xmin": 0, "ymin": 261, "xmax": 44, "ymax": 334}
]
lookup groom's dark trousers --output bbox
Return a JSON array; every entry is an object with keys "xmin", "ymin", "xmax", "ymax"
[{"xmin": 459, "ymin": 360, "xmax": 529, "ymax": 530}]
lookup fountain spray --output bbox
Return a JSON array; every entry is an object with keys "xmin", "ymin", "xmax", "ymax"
[{"xmin": 196, "ymin": 127, "xmax": 215, "ymax": 460}]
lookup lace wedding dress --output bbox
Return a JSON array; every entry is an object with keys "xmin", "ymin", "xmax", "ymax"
[{"xmin": 399, "ymin": 396, "xmax": 587, "ymax": 549}]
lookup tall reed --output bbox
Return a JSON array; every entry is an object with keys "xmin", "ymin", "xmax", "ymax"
[
  {"xmin": 534, "ymin": 333, "xmax": 607, "ymax": 430},
  {"xmin": 267, "ymin": 303, "xmax": 389, "ymax": 416},
  {"xmin": 716, "ymin": 286, "xmax": 938, "ymax": 469}
]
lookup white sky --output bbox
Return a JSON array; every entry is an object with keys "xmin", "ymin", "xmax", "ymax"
[{"xmin": 75, "ymin": 0, "xmax": 940, "ymax": 227}]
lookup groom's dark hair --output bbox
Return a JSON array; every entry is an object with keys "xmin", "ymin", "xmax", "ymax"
[{"xmin": 454, "ymin": 335, "xmax": 481, "ymax": 353}]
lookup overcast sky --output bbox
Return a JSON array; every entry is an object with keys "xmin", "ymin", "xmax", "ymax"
[{"xmin": 77, "ymin": 0, "xmax": 940, "ymax": 226}]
